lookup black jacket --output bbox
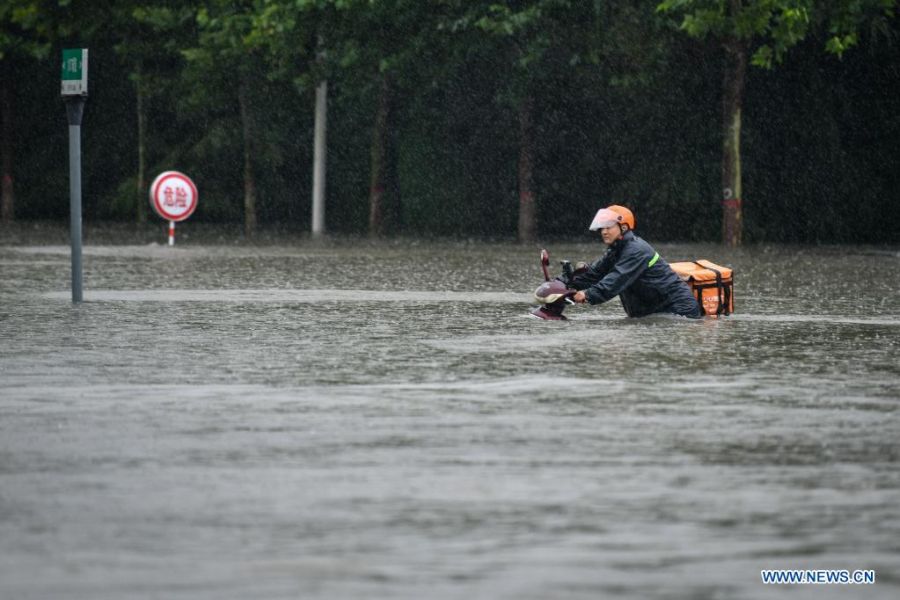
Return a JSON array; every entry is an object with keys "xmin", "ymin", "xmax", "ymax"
[{"xmin": 570, "ymin": 231, "xmax": 701, "ymax": 318}]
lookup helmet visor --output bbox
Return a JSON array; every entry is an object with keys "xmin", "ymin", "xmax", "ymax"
[{"xmin": 589, "ymin": 208, "xmax": 622, "ymax": 231}]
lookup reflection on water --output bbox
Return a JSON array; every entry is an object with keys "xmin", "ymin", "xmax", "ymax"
[{"xmin": 1, "ymin": 236, "xmax": 899, "ymax": 600}]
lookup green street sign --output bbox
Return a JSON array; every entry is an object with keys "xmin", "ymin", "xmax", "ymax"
[{"xmin": 61, "ymin": 49, "xmax": 88, "ymax": 96}]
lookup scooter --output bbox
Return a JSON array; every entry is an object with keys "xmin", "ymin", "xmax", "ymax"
[{"xmin": 529, "ymin": 249, "xmax": 580, "ymax": 320}]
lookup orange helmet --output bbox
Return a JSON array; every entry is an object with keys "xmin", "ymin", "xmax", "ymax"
[
  {"xmin": 589, "ymin": 204, "xmax": 635, "ymax": 231},
  {"xmin": 607, "ymin": 205, "xmax": 635, "ymax": 230}
]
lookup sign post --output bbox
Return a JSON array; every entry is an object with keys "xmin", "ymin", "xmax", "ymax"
[
  {"xmin": 149, "ymin": 171, "xmax": 198, "ymax": 244},
  {"xmin": 61, "ymin": 48, "xmax": 88, "ymax": 303}
]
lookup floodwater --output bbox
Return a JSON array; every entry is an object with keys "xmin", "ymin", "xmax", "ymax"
[{"xmin": 1, "ymin": 230, "xmax": 899, "ymax": 600}]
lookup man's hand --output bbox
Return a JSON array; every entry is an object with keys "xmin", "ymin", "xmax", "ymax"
[{"xmin": 573, "ymin": 291, "xmax": 588, "ymax": 304}]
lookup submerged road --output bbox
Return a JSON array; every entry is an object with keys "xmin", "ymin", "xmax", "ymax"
[{"xmin": 2, "ymin": 239, "xmax": 899, "ymax": 599}]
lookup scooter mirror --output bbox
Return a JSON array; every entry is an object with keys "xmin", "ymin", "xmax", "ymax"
[{"xmin": 540, "ymin": 249, "xmax": 550, "ymax": 281}]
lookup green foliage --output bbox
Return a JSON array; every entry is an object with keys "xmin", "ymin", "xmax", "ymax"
[
  {"xmin": 438, "ymin": 0, "xmax": 593, "ymax": 84},
  {"xmin": 657, "ymin": 0, "xmax": 897, "ymax": 67},
  {"xmin": 1, "ymin": 0, "xmax": 898, "ymax": 241},
  {"xmin": 0, "ymin": 0, "xmax": 73, "ymax": 60}
]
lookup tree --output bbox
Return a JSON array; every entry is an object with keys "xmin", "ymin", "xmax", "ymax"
[
  {"xmin": 249, "ymin": 0, "xmax": 335, "ymax": 234},
  {"xmin": 440, "ymin": 0, "xmax": 597, "ymax": 242},
  {"xmin": 657, "ymin": 0, "xmax": 898, "ymax": 246},
  {"xmin": 327, "ymin": 0, "xmax": 445, "ymax": 236},
  {"xmin": 344, "ymin": 2, "xmax": 405, "ymax": 237},
  {"xmin": 1, "ymin": 0, "xmax": 145, "ymax": 223},
  {"xmin": 0, "ymin": 0, "xmax": 55, "ymax": 221},
  {"xmin": 108, "ymin": 2, "xmax": 195, "ymax": 225},
  {"xmin": 183, "ymin": 0, "xmax": 268, "ymax": 237}
]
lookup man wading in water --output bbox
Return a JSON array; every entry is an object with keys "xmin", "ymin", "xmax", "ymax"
[{"xmin": 569, "ymin": 205, "xmax": 702, "ymax": 318}]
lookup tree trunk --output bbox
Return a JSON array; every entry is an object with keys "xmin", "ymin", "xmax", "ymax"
[
  {"xmin": 517, "ymin": 93, "xmax": 536, "ymax": 243},
  {"xmin": 238, "ymin": 78, "xmax": 258, "ymax": 237},
  {"xmin": 368, "ymin": 73, "xmax": 392, "ymax": 236},
  {"xmin": 135, "ymin": 62, "xmax": 147, "ymax": 225},
  {"xmin": 1, "ymin": 61, "xmax": 15, "ymax": 222},
  {"xmin": 311, "ymin": 79, "xmax": 327, "ymax": 236},
  {"xmin": 721, "ymin": 36, "xmax": 747, "ymax": 247}
]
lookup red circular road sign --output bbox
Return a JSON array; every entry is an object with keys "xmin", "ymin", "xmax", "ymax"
[{"xmin": 149, "ymin": 171, "xmax": 198, "ymax": 222}]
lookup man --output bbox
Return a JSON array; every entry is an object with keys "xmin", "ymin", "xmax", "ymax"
[{"xmin": 569, "ymin": 205, "xmax": 701, "ymax": 318}]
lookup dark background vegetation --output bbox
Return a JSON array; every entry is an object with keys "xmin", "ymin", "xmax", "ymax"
[{"xmin": 2, "ymin": 1, "xmax": 898, "ymax": 243}]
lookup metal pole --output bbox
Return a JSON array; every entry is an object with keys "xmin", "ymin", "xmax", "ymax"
[
  {"xmin": 66, "ymin": 98, "xmax": 85, "ymax": 303},
  {"xmin": 311, "ymin": 80, "xmax": 327, "ymax": 236}
]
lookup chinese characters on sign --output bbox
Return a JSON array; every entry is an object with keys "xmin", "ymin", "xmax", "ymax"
[
  {"xmin": 61, "ymin": 49, "xmax": 88, "ymax": 96},
  {"xmin": 162, "ymin": 187, "xmax": 189, "ymax": 208}
]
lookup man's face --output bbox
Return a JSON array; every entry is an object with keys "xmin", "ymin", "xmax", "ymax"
[{"xmin": 599, "ymin": 224, "xmax": 623, "ymax": 245}]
